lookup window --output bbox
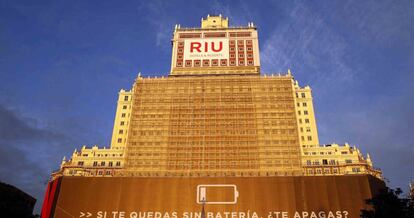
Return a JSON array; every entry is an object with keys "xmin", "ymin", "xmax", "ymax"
[
  {"xmin": 306, "ymin": 160, "xmax": 311, "ymax": 166},
  {"xmin": 77, "ymin": 161, "xmax": 84, "ymax": 166},
  {"xmin": 186, "ymin": 60, "xmax": 192, "ymax": 67},
  {"xmin": 93, "ymin": 161, "xmax": 98, "ymax": 166},
  {"xmin": 101, "ymin": 161, "xmax": 105, "ymax": 166},
  {"xmin": 303, "ymin": 102, "xmax": 307, "ymax": 106},
  {"xmin": 316, "ymin": 169, "xmax": 322, "ymax": 174},
  {"xmin": 352, "ymin": 167, "xmax": 361, "ymax": 172},
  {"xmin": 203, "ymin": 60, "xmax": 209, "ymax": 66},
  {"xmin": 109, "ymin": 162, "xmax": 113, "ymax": 167},
  {"xmin": 119, "ymin": 130, "xmax": 123, "ymax": 134},
  {"xmin": 305, "ymin": 119, "xmax": 310, "ymax": 123},
  {"xmin": 301, "ymin": 93, "xmax": 306, "ymax": 98},
  {"xmin": 121, "ymin": 113, "xmax": 126, "ymax": 118},
  {"xmin": 116, "ymin": 161, "xmax": 121, "ymax": 166},
  {"xmin": 117, "ymin": 138, "xmax": 122, "ymax": 143},
  {"xmin": 106, "ymin": 171, "xmax": 111, "ymax": 175},
  {"xmin": 345, "ymin": 159, "xmax": 352, "ymax": 164},
  {"xmin": 304, "ymin": 110, "xmax": 308, "ymax": 115},
  {"xmin": 300, "ymin": 127, "xmax": 303, "ymax": 132},
  {"xmin": 120, "ymin": 121, "xmax": 125, "ymax": 126},
  {"xmin": 122, "ymin": 105, "xmax": 127, "ymax": 109},
  {"xmin": 306, "ymin": 127, "xmax": 311, "ymax": 132},
  {"xmin": 124, "ymin": 96, "xmax": 129, "ymax": 101},
  {"xmin": 298, "ymin": 111, "xmax": 301, "ymax": 115},
  {"xmin": 322, "ymin": 159, "xmax": 328, "ymax": 165},
  {"xmin": 194, "ymin": 60, "xmax": 201, "ymax": 67},
  {"xmin": 307, "ymin": 136, "xmax": 312, "ymax": 141},
  {"xmin": 98, "ymin": 171, "xmax": 103, "ymax": 175}
]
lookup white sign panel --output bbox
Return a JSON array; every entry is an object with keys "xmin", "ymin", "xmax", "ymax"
[{"xmin": 183, "ymin": 38, "xmax": 229, "ymax": 60}]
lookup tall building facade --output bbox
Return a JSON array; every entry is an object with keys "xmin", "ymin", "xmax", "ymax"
[
  {"xmin": 43, "ymin": 15, "xmax": 386, "ymax": 218},
  {"xmin": 56, "ymin": 15, "xmax": 380, "ymax": 179}
]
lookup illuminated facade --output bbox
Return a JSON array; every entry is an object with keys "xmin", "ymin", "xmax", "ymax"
[{"xmin": 55, "ymin": 15, "xmax": 381, "ymax": 179}]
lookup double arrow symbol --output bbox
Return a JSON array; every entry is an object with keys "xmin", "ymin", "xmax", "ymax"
[{"xmin": 79, "ymin": 212, "xmax": 92, "ymax": 217}]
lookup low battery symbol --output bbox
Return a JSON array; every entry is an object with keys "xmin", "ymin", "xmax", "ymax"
[{"xmin": 196, "ymin": 184, "xmax": 239, "ymax": 204}]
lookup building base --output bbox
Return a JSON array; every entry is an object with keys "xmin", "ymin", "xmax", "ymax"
[{"xmin": 41, "ymin": 175, "xmax": 385, "ymax": 218}]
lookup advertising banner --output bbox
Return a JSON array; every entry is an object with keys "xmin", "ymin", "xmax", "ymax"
[{"xmin": 45, "ymin": 175, "xmax": 384, "ymax": 218}]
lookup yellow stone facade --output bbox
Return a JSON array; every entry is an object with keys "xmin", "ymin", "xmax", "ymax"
[
  {"xmin": 110, "ymin": 89, "xmax": 132, "ymax": 149},
  {"xmin": 201, "ymin": 14, "xmax": 229, "ymax": 28},
  {"xmin": 293, "ymin": 77, "xmax": 320, "ymax": 149},
  {"xmin": 54, "ymin": 15, "xmax": 382, "ymax": 180},
  {"xmin": 302, "ymin": 143, "xmax": 381, "ymax": 178}
]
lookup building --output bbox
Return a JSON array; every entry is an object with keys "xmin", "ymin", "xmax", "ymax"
[
  {"xmin": 44, "ymin": 15, "xmax": 384, "ymax": 218},
  {"xmin": 56, "ymin": 15, "xmax": 380, "ymax": 179},
  {"xmin": 302, "ymin": 143, "xmax": 381, "ymax": 177}
]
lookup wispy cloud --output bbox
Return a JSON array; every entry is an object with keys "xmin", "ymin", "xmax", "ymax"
[
  {"xmin": 0, "ymin": 104, "xmax": 73, "ymax": 212},
  {"xmin": 260, "ymin": 3, "xmax": 355, "ymax": 84},
  {"xmin": 137, "ymin": 0, "xmax": 176, "ymax": 48},
  {"xmin": 343, "ymin": 0, "xmax": 414, "ymax": 45},
  {"xmin": 209, "ymin": 0, "xmax": 255, "ymax": 26}
]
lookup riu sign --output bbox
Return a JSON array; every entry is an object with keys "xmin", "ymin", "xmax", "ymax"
[
  {"xmin": 183, "ymin": 39, "xmax": 229, "ymax": 60},
  {"xmin": 190, "ymin": 41, "xmax": 223, "ymax": 52}
]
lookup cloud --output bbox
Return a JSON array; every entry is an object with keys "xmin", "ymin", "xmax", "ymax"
[
  {"xmin": 0, "ymin": 105, "xmax": 63, "ymax": 141},
  {"xmin": 0, "ymin": 104, "xmax": 72, "ymax": 213},
  {"xmin": 137, "ymin": 0, "xmax": 177, "ymax": 48},
  {"xmin": 209, "ymin": 0, "xmax": 255, "ymax": 26},
  {"xmin": 342, "ymin": 0, "xmax": 414, "ymax": 45},
  {"xmin": 260, "ymin": 2, "xmax": 355, "ymax": 84}
]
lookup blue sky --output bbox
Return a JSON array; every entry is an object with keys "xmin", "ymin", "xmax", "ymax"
[{"xmin": 1, "ymin": 0, "xmax": 413, "ymax": 213}]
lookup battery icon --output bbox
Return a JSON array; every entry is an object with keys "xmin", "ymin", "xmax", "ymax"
[{"xmin": 196, "ymin": 184, "xmax": 239, "ymax": 204}]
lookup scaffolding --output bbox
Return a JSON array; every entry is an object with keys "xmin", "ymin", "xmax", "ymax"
[{"xmin": 124, "ymin": 74, "xmax": 302, "ymax": 177}]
